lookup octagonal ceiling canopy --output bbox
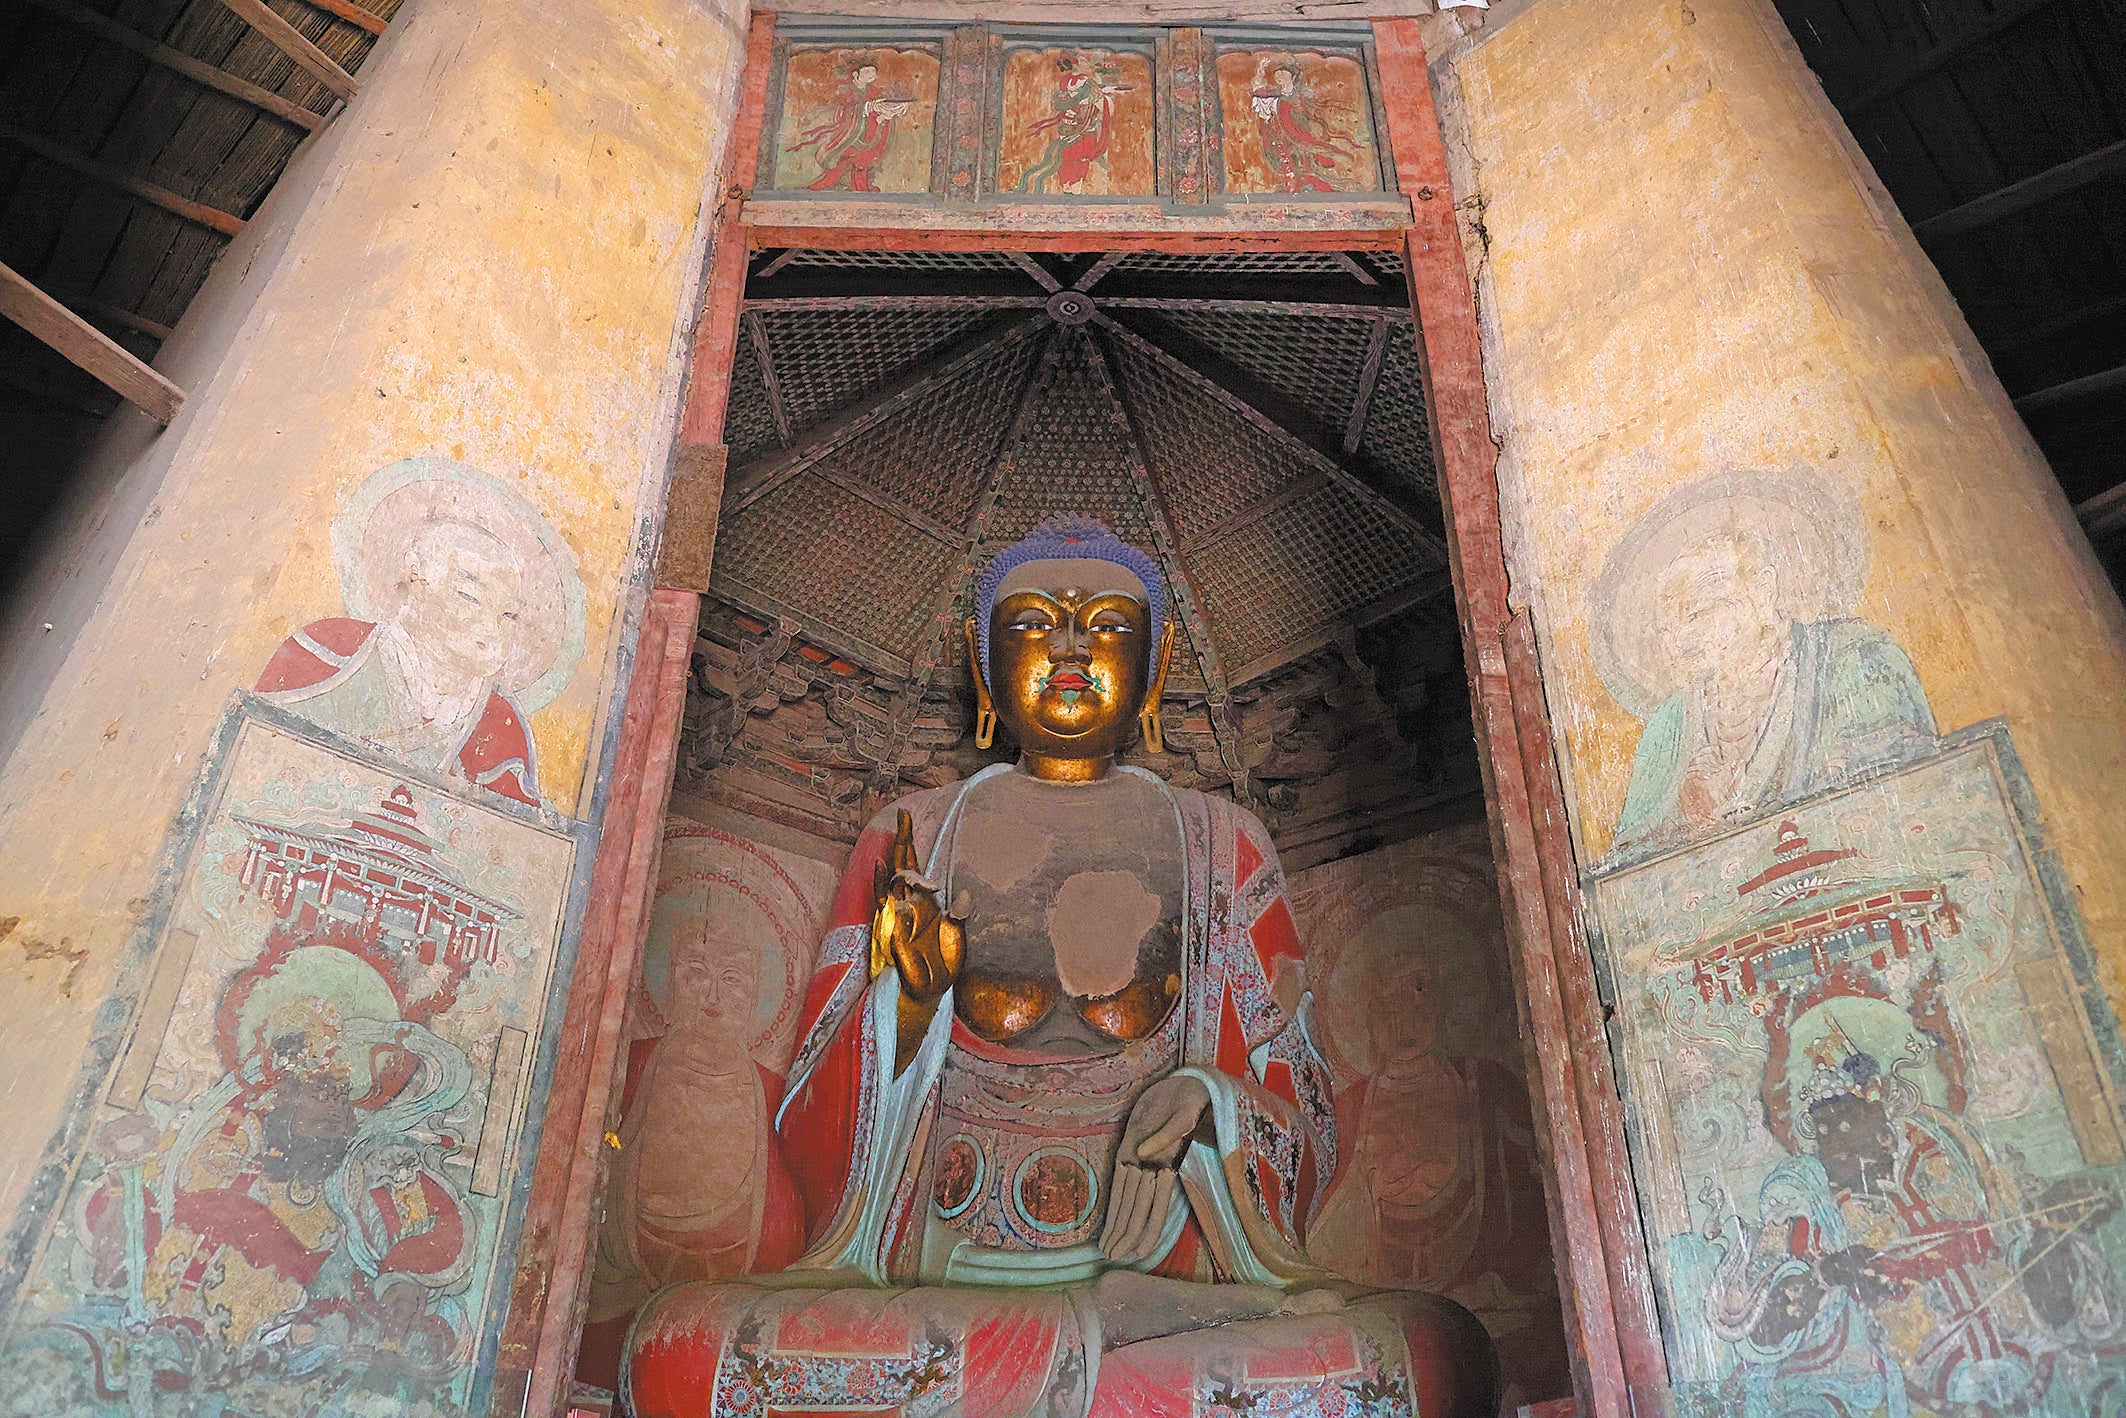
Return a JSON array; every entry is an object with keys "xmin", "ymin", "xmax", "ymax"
[{"xmin": 708, "ymin": 248, "xmax": 1450, "ymax": 717}]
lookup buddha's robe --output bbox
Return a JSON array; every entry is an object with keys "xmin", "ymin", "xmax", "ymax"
[{"xmin": 626, "ymin": 765, "xmax": 1496, "ymax": 1417}]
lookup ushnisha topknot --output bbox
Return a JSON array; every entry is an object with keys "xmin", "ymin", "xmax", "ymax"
[{"xmin": 975, "ymin": 514, "xmax": 1167, "ymax": 679}]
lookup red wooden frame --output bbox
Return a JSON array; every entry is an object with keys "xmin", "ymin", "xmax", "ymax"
[
  {"xmin": 505, "ymin": 16, "xmax": 1664, "ymax": 1417},
  {"xmin": 1373, "ymin": 21, "xmax": 1667, "ymax": 1414},
  {"xmin": 497, "ymin": 15, "xmax": 778, "ymax": 1417}
]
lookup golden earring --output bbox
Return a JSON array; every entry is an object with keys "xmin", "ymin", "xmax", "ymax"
[
  {"xmin": 1140, "ymin": 706, "xmax": 1164, "ymax": 754},
  {"xmin": 966, "ymin": 617, "xmax": 997, "ymax": 750},
  {"xmin": 1141, "ymin": 621, "xmax": 1176, "ymax": 754}
]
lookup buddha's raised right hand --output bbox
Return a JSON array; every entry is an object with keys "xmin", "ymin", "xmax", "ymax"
[{"xmin": 870, "ymin": 810, "xmax": 967, "ymax": 1073}]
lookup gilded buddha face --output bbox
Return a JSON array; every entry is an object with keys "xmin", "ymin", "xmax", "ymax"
[{"xmin": 982, "ymin": 556, "xmax": 1160, "ymax": 776}]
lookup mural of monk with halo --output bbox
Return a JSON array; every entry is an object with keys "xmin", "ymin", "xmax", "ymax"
[{"xmin": 624, "ymin": 515, "xmax": 1497, "ymax": 1418}]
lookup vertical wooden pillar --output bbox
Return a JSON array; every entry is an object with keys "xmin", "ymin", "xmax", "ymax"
[
  {"xmin": 496, "ymin": 15, "xmax": 775, "ymax": 1414},
  {"xmin": 1371, "ymin": 20, "xmax": 1666, "ymax": 1417}
]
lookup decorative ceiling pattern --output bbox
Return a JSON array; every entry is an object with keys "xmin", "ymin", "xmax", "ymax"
[
  {"xmin": 713, "ymin": 247, "xmax": 1445, "ymax": 691},
  {"xmin": 686, "ymin": 247, "xmax": 1477, "ymax": 860}
]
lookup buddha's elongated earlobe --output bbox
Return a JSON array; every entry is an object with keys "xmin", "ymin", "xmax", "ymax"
[
  {"xmin": 966, "ymin": 617, "xmax": 997, "ymax": 750},
  {"xmin": 1140, "ymin": 622, "xmax": 1175, "ymax": 754}
]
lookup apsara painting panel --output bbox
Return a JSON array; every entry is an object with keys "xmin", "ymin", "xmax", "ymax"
[
  {"xmin": 0, "ymin": 708, "xmax": 579, "ymax": 1417},
  {"xmin": 997, "ymin": 46, "xmax": 1156, "ymax": 197},
  {"xmin": 1213, "ymin": 48, "xmax": 1382, "ymax": 196},
  {"xmin": 1586, "ymin": 728, "xmax": 2126, "ymax": 1415},
  {"xmin": 773, "ymin": 45, "xmax": 941, "ymax": 195}
]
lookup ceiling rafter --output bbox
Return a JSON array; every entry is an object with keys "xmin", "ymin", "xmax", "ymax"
[
  {"xmin": 739, "ymin": 311, "xmax": 795, "ymax": 447},
  {"xmin": 1005, "ymin": 251, "xmax": 1065, "ymax": 293},
  {"xmin": 1344, "ymin": 319, "xmax": 1392, "ymax": 455},
  {"xmin": 1094, "ymin": 310, "xmax": 1449, "ymax": 563},
  {"xmin": 27, "ymin": 0, "xmax": 326, "ymax": 131},
  {"xmin": 724, "ymin": 313, "xmax": 1045, "ymax": 511},
  {"xmin": 1072, "ymin": 250, "xmax": 1129, "ymax": 291},
  {"xmin": 1080, "ymin": 332, "xmax": 1253, "ymax": 799},
  {"xmin": 744, "ymin": 295, "xmax": 1048, "ymax": 314}
]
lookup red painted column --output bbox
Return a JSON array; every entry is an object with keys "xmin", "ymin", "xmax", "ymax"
[
  {"xmin": 496, "ymin": 17, "xmax": 775, "ymax": 1414},
  {"xmin": 1372, "ymin": 20, "xmax": 1667, "ymax": 1416}
]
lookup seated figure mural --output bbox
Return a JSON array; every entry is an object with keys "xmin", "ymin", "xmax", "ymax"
[{"xmin": 623, "ymin": 516, "xmax": 1499, "ymax": 1418}]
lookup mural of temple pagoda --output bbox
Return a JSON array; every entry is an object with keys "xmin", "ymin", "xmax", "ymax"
[
  {"xmin": 1675, "ymin": 819, "xmax": 1963, "ymax": 1007},
  {"xmin": 236, "ymin": 783, "xmax": 522, "ymax": 966}
]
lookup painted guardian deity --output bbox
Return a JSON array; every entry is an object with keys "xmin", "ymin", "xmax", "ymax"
[
  {"xmin": 624, "ymin": 516, "xmax": 1498, "ymax": 1418},
  {"xmin": 1020, "ymin": 54, "xmax": 1130, "ymax": 194}
]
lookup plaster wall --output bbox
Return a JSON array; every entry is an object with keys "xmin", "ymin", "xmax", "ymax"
[
  {"xmin": 0, "ymin": 0, "xmax": 748, "ymax": 1345},
  {"xmin": 1437, "ymin": 0, "xmax": 2126, "ymax": 1406}
]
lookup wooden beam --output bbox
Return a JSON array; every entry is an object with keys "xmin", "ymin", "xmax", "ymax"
[
  {"xmin": 1096, "ymin": 308, "xmax": 1448, "ymax": 560},
  {"xmin": 49, "ymin": 290, "xmax": 175, "ymax": 342},
  {"xmin": 1914, "ymin": 139, "xmax": 2126, "ymax": 245},
  {"xmin": 2013, "ymin": 360, "xmax": 2126, "ymax": 416},
  {"xmin": 292, "ymin": 0, "xmax": 386, "ymax": 37},
  {"xmin": 760, "ymin": 0, "xmax": 1447, "ymax": 15},
  {"xmin": 676, "ymin": 12, "xmax": 779, "ymax": 448},
  {"xmin": 1344, "ymin": 315, "xmax": 1390, "ymax": 453},
  {"xmin": 1843, "ymin": 0, "xmax": 2064, "ymax": 112},
  {"xmin": 1005, "ymin": 249, "xmax": 1063, "ymax": 293},
  {"xmin": 1085, "ymin": 333, "xmax": 1255, "ymax": 798},
  {"xmin": 740, "ymin": 310, "xmax": 795, "ymax": 446},
  {"xmin": 2075, "ymin": 482, "xmax": 2126, "ymax": 542},
  {"xmin": 724, "ymin": 314, "xmax": 1045, "ymax": 510},
  {"xmin": 1073, "ymin": 249, "xmax": 1129, "ymax": 290},
  {"xmin": 0, "ymin": 261, "xmax": 183, "ymax": 423},
  {"xmin": 742, "ymin": 196, "xmax": 1414, "ymax": 250},
  {"xmin": 216, "ymin": 0, "xmax": 359, "ymax": 101},
  {"xmin": 27, "ymin": 0, "xmax": 324, "ymax": 131},
  {"xmin": 0, "ymin": 124, "xmax": 246, "ymax": 236},
  {"xmin": 1375, "ymin": 16, "xmax": 1668, "ymax": 1412},
  {"xmin": 745, "ymin": 294, "xmax": 1047, "ymax": 313},
  {"xmin": 1992, "ymin": 290, "xmax": 2126, "ymax": 354}
]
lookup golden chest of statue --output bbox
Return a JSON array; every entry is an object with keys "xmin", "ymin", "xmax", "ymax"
[{"xmin": 922, "ymin": 768, "xmax": 1189, "ymax": 1265}]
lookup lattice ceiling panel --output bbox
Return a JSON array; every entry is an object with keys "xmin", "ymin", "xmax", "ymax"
[
  {"xmin": 778, "ymin": 249, "xmax": 1032, "ymax": 273},
  {"xmin": 822, "ymin": 324, "xmax": 1050, "ymax": 531},
  {"xmin": 1188, "ymin": 476, "xmax": 1439, "ymax": 678},
  {"xmin": 1146, "ymin": 308, "xmax": 1385, "ymax": 439},
  {"xmin": 711, "ymin": 477, "xmax": 962, "ymax": 669},
  {"xmin": 753, "ymin": 306, "xmax": 1011, "ymax": 435},
  {"xmin": 706, "ymin": 252, "xmax": 1449, "ymax": 698},
  {"xmin": 978, "ymin": 331, "xmax": 1159, "ymax": 554},
  {"xmin": 1110, "ymin": 250, "xmax": 1355, "ymax": 277},
  {"xmin": 1102, "ymin": 333, "xmax": 1305, "ymax": 542}
]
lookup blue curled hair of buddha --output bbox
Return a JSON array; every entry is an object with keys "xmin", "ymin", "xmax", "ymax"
[{"xmin": 975, "ymin": 514, "xmax": 1167, "ymax": 680}]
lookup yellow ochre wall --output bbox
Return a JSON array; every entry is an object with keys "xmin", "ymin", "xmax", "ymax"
[
  {"xmin": 1437, "ymin": 0, "xmax": 2126, "ymax": 1403},
  {"xmin": 0, "ymin": 0, "xmax": 749, "ymax": 1238}
]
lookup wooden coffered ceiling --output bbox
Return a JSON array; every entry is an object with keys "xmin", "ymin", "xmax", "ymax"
[{"xmin": 680, "ymin": 247, "xmax": 1483, "ymax": 865}]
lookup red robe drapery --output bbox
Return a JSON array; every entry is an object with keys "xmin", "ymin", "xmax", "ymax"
[{"xmin": 773, "ymin": 766, "xmax": 1338, "ymax": 1286}]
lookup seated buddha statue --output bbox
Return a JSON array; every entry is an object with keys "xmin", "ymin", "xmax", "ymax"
[{"xmin": 624, "ymin": 515, "xmax": 1499, "ymax": 1418}]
